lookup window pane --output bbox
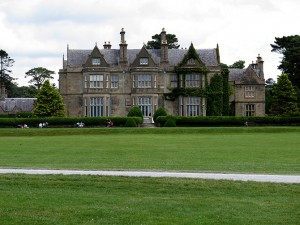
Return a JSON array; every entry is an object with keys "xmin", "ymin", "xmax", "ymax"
[{"xmin": 92, "ymin": 58, "xmax": 101, "ymax": 65}]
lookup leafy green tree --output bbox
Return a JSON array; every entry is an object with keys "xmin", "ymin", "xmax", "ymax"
[
  {"xmin": 146, "ymin": 33, "xmax": 180, "ymax": 49},
  {"xmin": 10, "ymin": 84, "xmax": 38, "ymax": 98},
  {"xmin": 271, "ymin": 73, "xmax": 299, "ymax": 116},
  {"xmin": 127, "ymin": 106, "xmax": 143, "ymax": 118},
  {"xmin": 33, "ymin": 80, "xmax": 65, "ymax": 117},
  {"xmin": 271, "ymin": 35, "xmax": 300, "ymax": 89},
  {"xmin": 0, "ymin": 49, "xmax": 15, "ymax": 97},
  {"xmin": 153, "ymin": 107, "xmax": 167, "ymax": 123},
  {"xmin": 229, "ymin": 60, "xmax": 245, "ymax": 69},
  {"xmin": 25, "ymin": 67, "xmax": 55, "ymax": 90},
  {"xmin": 265, "ymin": 78, "xmax": 276, "ymax": 115}
]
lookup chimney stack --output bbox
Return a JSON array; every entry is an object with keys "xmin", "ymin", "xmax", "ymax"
[
  {"xmin": 119, "ymin": 28, "xmax": 128, "ymax": 66},
  {"xmin": 103, "ymin": 41, "xmax": 112, "ymax": 49},
  {"xmin": 256, "ymin": 54, "xmax": 264, "ymax": 79},
  {"xmin": 160, "ymin": 28, "xmax": 169, "ymax": 63}
]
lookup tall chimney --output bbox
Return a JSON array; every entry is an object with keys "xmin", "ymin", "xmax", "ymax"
[
  {"xmin": 256, "ymin": 54, "xmax": 264, "ymax": 79},
  {"xmin": 119, "ymin": 28, "xmax": 128, "ymax": 65},
  {"xmin": 160, "ymin": 28, "xmax": 168, "ymax": 63}
]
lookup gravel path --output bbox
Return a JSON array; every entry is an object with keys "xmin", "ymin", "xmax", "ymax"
[{"xmin": 0, "ymin": 168, "xmax": 299, "ymax": 183}]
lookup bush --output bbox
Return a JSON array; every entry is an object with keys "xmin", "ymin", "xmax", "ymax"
[
  {"xmin": 153, "ymin": 107, "xmax": 167, "ymax": 123},
  {"xmin": 125, "ymin": 118, "xmax": 137, "ymax": 127},
  {"xmin": 164, "ymin": 118, "xmax": 176, "ymax": 127},
  {"xmin": 127, "ymin": 107, "xmax": 143, "ymax": 118}
]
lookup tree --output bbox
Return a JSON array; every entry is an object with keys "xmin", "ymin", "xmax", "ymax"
[
  {"xmin": 271, "ymin": 73, "xmax": 299, "ymax": 116},
  {"xmin": 146, "ymin": 33, "xmax": 180, "ymax": 49},
  {"xmin": 271, "ymin": 35, "xmax": 300, "ymax": 89},
  {"xmin": 33, "ymin": 80, "xmax": 65, "ymax": 117},
  {"xmin": 0, "ymin": 49, "xmax": 15, "ymax": 96},
  {"xmin": 25, "ymin": 67, "xmax": 55, "ymax": 90},
  {"xmin": 229, "ymin": 60, "xmax": 245, "ymax": 69},
  {"xmin": 10, "ymin": 84, "xmax": 38, "ymax": 98},
  {"xmin": 265, "ymin": 78, "xmax": 276, "ymax": 114},
  {"xmin": 127, "ymin": 106, "xmax": 143, "ymax": 118}
]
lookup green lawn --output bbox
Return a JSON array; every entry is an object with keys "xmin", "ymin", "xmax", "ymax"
[
  {"xmin": 0, "ymin": 174, "xmax": 299, "ymax": 225},
  {"xmin": 0, "ymin": 127, "xmax": 299, "ymax": 224},
  {"xmin": 0, "ymin": 127, "xmax": 299, "ymax": 174}
]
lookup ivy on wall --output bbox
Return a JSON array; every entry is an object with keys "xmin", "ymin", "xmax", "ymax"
[
  {"xmin": 164, "ymin": 43, "xmax": 231, "ymax": 116},
  {"xmin": 221, "ymin": 68, "xmax": 230, "ymax": 116},
  {"xmin": 164, "ymin": 87, "xmax": 206, "ymax": 101},
  {"xmin": 206, "ymin": 74, "xmax": 223, "ymax": 116}
]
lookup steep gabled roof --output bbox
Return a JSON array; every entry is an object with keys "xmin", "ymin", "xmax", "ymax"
[
  {"xmin": 0, "ymin": 98, "xmax": 36, "ymax": 112},
  {"xmin": 66, "ymin": 47, "xmax": 219, "ymax": 67},
  {"xmin": 229, "ymin": 65, "xmax": 264, "ymax": 84}
]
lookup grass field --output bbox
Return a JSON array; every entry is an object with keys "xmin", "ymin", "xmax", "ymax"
[
  {"xmin": 0, "ymin": 174, "xmax": 299, "ymax": 225},
  {"xmin": 0, "ymin": 127, "xmax": 299, "ymax": 224},
  {"xmin": 0, "ymin": 127, "xmax": 299, "ymax": 174}
]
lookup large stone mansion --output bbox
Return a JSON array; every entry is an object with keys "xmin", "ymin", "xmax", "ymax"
[{"xmin": 58, "ymin": 28, "xmax": 265, "ymax": 118}]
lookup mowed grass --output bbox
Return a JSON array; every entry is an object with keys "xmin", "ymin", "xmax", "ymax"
[
  {"xmin": 0, "ymin": 174, "xmax": 299, "ymax": 225},
  {"xmin": 0, "ymin": 127, "xmax": 299, "ymax": 174}
]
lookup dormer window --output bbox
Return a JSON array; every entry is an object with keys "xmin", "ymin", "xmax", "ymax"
[
  {"xmin": 140, "ymin": 58, "xmax": 149, "ymax": 65},
  {"xmin": 92, "ymin": 58, "xmax": 101, "ymax": 66},
  {"xmin": 187, "ymin": 59, "xmax": 196, "ymax": 65}
]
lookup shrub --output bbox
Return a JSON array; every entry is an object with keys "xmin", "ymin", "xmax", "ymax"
[
  {"xmin": 127, "ymin": 107, "xmax": 143, "ymax": 118},
  {"xmin": 153, "ymin": 107, "xmax": 167, "ymax": 123},
  {"xmin": 164, "ymin": 118, "xmax": 176, "ymax": 127},
  {"xmin": 125, "ymin": 118, "xmax": 137, "ymax": 127}
]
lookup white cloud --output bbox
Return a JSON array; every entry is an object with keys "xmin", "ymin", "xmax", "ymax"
[{"xmin": 1, "ymin": 0, "xmax": 299, "ymax": 86}]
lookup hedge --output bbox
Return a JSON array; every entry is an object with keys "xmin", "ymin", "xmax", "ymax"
[
  {"xmin": 156, "ymin": 116, "xmax": 300, "ymax": 127},
  {"xmin": 0, "ymin": 116, "xmax": 143, "ymax": 128}
]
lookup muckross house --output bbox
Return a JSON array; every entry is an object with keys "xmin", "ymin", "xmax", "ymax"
[{"xmin": 58, "ymin": 28, "xmax": 265, "ymax": 118}]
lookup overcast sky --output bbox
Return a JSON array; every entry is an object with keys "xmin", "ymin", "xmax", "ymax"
[{"xmin": 0, "ymin": 0, "xmax": 299, "ymax": 86}]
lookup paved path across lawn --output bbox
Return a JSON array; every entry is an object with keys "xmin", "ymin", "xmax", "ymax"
[{"xmin": 0, "ymin": 168, "xmax": 300, "ymax": 183}]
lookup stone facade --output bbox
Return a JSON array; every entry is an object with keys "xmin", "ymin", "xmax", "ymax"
[
  {"xmin": 59, "ymin": 28, "xmax": 265, "ymax": 118},
  {"xmin": 229, "ymin": 55, "xmax": 265, "ymax": 116}
]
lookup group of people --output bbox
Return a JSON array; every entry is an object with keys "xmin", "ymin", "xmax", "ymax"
[
  {"xmin": 76, "ymin": 122, "xmax": 85, "ymax": 128},
  {"xmin": 39, "ymin": 122, "xmax": 48, "ymax": 128},
  {"xmin": 105, "ymin": 119, "xmax": 114, "ymax": 127}
]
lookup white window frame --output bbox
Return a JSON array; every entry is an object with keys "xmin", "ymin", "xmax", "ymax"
[
  {"xmin": 185, "ymin": 74, "xmax": 200, "ymax": 88},
  {"xmin": 90, "ymin": 75, "xmax": 104, "ymax": 88},
  {"xmin": 111, "ymin": 75, "xmax": 119, "ymax": 88},
  {"xmin": 245, "ymin": 86, "xmax": 255, "ymax": 98},
  {"xmin": 186, "ymin": 97, "xmax": 201, "ymax": 116},
  {"xmin": 92, "ymin": 58, "xmax": 101, "ymax": 65},
  {"xmin": 138, "ymin": 97, "xmax": 152, "ymax": 117},
  {"xmin": 140, "ymin": 58, "xmax": 149, "ymax": 65},
  {"xmin": 90, "ymin": 97, "xmax": 104, "ymax": 117},
  {"xmin": 137, "ymin": 75, "xmax": 151, "ymax": 88},
  {"xmin": 245, "ymin": 104, "xmax": 255, "ymax": 116},
  {"xmin": 170, "ymin": 74, "xmax": 178, "ymax": 88}
]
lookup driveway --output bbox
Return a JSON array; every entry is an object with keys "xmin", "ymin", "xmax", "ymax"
[{"xmin": 0, "ymin": 168, "xmax": 299, "ymax": 183}]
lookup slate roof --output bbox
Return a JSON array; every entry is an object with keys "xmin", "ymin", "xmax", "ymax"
[
  {"xmin": 229, "ymin": 68, "xmax": 245, "ymax": 82},
  {"xmin": 66, "ymin": 48, "xmax": 219, "ymax": 67},
  {"xmin": 0, "ymin": 98, "xmax": 36, "ymax": 112}
]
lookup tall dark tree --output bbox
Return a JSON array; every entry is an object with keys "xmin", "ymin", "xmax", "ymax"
[
  {"xmin": 25, "ymin": 67, "xmax": 55, "ymax": 90},
  {"xmin": 33, "ymin": 80, "xmax": 65, "ymax": 117},
  {"xmin": 271, "ymin": 35, "xmax": 300, "ymax": 89},
  {"xmin": 229, "ymin": 60, "xmax": 245, "ymax": 69},
  {"xmin": 10, "ymin": 84, "xmax": 38, "ymax": 98},
  {"xmin": 0, "ymin": 49, "xmax": 15, "ymax": 97},
  {"xmin": 146, "ymin": 33, "xmax": 180, "ymax": 49},
  {"xmin": 271, "ymin": 73, "xmax": 299, "ymax": 116},
  {"xmin": 265, "ymin": 78, "xmax": 276, "ymax": 115}
]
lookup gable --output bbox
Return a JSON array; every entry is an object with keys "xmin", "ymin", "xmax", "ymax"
[
  {"xmin": 131, "ymin": 46, "xmax": 157, "ymax": 67},
  {"xmin": 84, "ymin": 45, "xmax": 109, "ymax": 67},
  {"xmin": 233, "ymin": 66, "xmax": 265, "ymax": 85},
  {"xmin": 178, "ymin": 43, "xmax": 205, "ymax": 67}
]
